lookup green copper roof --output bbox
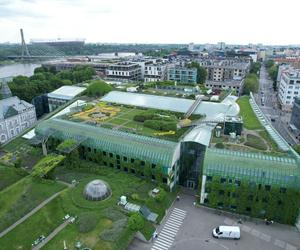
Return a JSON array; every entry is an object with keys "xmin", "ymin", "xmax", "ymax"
[
  {"xmin": 203, "ymin": 148, "xmax": 300, "ymax": 188},
  {"xmin": 35, "ymin": 118, "xmax": 178, "ymax": 168}
]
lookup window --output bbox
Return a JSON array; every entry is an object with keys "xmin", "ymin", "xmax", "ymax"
[
  {"xmin": 124, "ymin": 167, "xmax": 128, "ymax": 172},
  {"xmin": 88, "ymin": 147, "xmax": 91, "ymax": 152},
  {"xmin": 235, "ymin": 180, "xmax": 241, "ymax": 186},
  {"xmin": 265, "ymin": 185, "xmax": 271, "ymax": 191},
  {"xmin": 220, "ymin": 177, "xmax": 226, "ymax": 184},
  {"xmin": 103, "ymin": 161, "xmax": 107, "ymax": 166},
  {"xmin": 280, "ymin": 187, "xmax": 286, "ymax": 193},
  {"xmin": 163, "ymin": 177, "xmax": 168, "ymax": 184},
  {"xmin": 103, "ymin": 151, "xmax": 107, "ymax": 156},
  {"xmin": 116, "ymin": 155, "xmax": 120, "ymax": 159},
  {"xmin": 152, "ymin": 163, "xmax": 156, "ymax": 169},
  {"xmin": 131, "ymin": 158, "xmax": 135, "ymax": 163},
  {"xmin": 109, "ymin": 153, "xmax": 113, "ymax": 158},
  {"xmin": 123, "ymin": 156, "xmax": 127, "ymax": 162},
  {"xmin": 117, "ymin": 160, "xmax": 120, "ymax": 164},
  {"xmin": 206, "ymin": 176, "xmax": 213, "ymax": 182}
]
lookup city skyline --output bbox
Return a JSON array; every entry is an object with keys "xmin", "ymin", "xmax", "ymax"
[{"xmin": 0, "ymin": 0, "xmax": 300, "ymax": 45}]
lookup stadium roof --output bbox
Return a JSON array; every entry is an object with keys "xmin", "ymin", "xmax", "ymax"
[
  {"xmin": 35, "ymin": 118, "xmax": 179, "ymax": 169},
  {"xmin": 203, "ymin": 148, "xmax": 300, "ymax": 188}
]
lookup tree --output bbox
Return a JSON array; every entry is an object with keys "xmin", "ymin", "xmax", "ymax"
[
  {"xmin": 250, "ymin": 62, "xmax": 261, "ymax": 75},
  {"xmin": 86, "ymin": 80, "xmax": 113, "ymax": 97},
  {"xmin": 128, "ymin": 213, "xmax": 145, "ymax": 231},
  {"xmin": 293, "ymin": 145, "xmax": 300, "ymax": 155},
  {"xmin": 242, "ymin": 74, "xmax": 259, "ymax": 95},
  {"xmin": 189, "ymin": 62, "xmax": 207, "ymax": 84}
]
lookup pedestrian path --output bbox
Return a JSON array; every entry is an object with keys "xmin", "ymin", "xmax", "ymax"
[
  {"xmin": 224, "ymin": 218, "xmax": 298, "ymax": 250},
  {"xmin": 151, "ymin": 208, "xmax": 187, "ymax": 250}
]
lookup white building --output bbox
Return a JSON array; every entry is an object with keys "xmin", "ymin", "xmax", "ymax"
[
  {"xmin": 278, "ymin": 68, "xmax": 300, "ymax": 111},
  {"xmin": 47, "ymin": 85, "xmax": 86, "ymax": 112},
  {"xmin": 0, "ymin": 90, "xmax": 36, "ymax": 144},
  {"xmin": 144, "ymin": 64, "xmax": 168, "ymax": 82}
]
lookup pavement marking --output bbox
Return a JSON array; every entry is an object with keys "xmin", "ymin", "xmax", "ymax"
[
  {"xmin": 151, "ymin": 208, "xmax": 187, "ymax": 250},
  {"xmin": 285, "ymin": 243, "xmax": 298, "ymax": 250},
  {"xmin": 274, "ymin": 239, "xmax": 286, "ymax": 249}
]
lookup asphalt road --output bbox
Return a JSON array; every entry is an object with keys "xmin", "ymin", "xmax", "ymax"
[
  {"xmin": 128, "ymin": 193, "xmax": 300, "ymax": 250},
  {"xmin": 255, "ymin": 66, "xmax": 298, "ymax": 146}
]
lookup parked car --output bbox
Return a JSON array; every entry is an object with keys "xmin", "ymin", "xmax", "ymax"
[{"xmin": 212, "ymin": 226, "xmax": 240, "ymax": 240}]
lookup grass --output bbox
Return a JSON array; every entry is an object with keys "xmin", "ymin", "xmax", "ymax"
[
  {"xmin": 0, "ymin": 165, "xmax": 27, "ymax": 191},
  {"xmin": 0, "ymin": 195, "xmax": 66, "ymax": 250},
  {"xmin": 245, "ymin": 134, "xmax": 267, "ymax": 151},
  {"xmin": 66, "ymin": 102, "xmax": 192, "ymax": 141},
  {"xmin": 0, "ymin": 177, "xmax": 66, "ymax": 233},
  {"xmin": 259, "ymin": 130, "xmax": 280, "ymax": 152},
  {"xmin": 0, "ymin": 164, "xmax": 176, "ymax": 250},
  {"xmin": 237, "ymin": 96, "xmax": 263, "ymax": 130}
]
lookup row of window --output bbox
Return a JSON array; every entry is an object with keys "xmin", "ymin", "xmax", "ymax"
[{"xmin": 206, "ymin": 176, "xmax": 287, "ymax": 193}]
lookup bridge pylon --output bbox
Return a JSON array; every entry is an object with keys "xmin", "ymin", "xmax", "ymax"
[{"xmin": 20, "ymin": 28, "xmax": 31, "ymax": 59}]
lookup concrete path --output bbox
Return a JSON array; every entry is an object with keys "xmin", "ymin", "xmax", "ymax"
[
  {"xmin": 0, "ymin": 191, "xmax": 63, "ymax": 239},
  {"xmin": 32, "ymin": 219, "xmax": 71, "ymax": 250}
]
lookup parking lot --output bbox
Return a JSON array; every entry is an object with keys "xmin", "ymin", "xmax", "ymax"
[{"xmin": 128, "ymin": 193, "xmax": 300, "ymax": 250}]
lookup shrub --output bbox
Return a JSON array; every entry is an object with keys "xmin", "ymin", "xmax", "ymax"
[
  {"xmin": 128, "ymin": 213, "xmax": 144, "ymax": 231},
  {"xmin": 82, "ymin": 103, "xmax": 94, "ymax": 111},
  {"xmin": 131, "ymin": 193, "xmax": 140, "ymax": 201},
  {"xmin": 86, "ymin": 80, "xmax": 113, "ymax": 97},
  {"xmin": 154, "ymin": 188, "xmax": 167, "ymax": 203},
  {"xmin": 215, "ymin": 142, "xmax": 225, "ymax": 149},
  {"xmin": 77, "ymin": 212, "xmax": 98, "ymax": 233}
]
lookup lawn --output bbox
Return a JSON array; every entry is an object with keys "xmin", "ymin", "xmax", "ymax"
[
  {"xmin": 0, "ymin": 165, "xmax": 27, "ymax": 191},
  {"xmin": 237, "ymin": 96, "xmax": 263, "ymax": 130},
  {"xmin": 66, "ymin": 101, "xmax": 193, "ymax": 141},
  {"xmin": 0, "ymin": 176, "xmax": 66, "ymax": 233},
  {"xmin": 245, "ymin": 134, "xmax": 268, "ymax": 150},
  {"xmin": 0, "ymin": 164, "xmax": 177, "ymax": 250}
]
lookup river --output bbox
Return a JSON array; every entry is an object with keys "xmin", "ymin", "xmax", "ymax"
[{"xmin": 0, "ymin": 63, "xmax": 41, "ymax": 79}]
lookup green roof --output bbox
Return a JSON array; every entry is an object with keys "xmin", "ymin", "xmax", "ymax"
[
  {"xmin": 203, "ymin": 148, "xmax": 300, "ymax": 188},
  {"xmin": 35, "ymin": 118, "xmax": 178, "ymax": 168}
]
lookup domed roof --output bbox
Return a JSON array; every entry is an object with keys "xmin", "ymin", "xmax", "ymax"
[{"xmin": 84, "ymin": 179, "xmax": 111, "ymax": 201}]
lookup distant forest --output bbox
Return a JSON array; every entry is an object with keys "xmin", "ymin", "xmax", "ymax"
[{"xmin": 0, "ymin": 43, "xmax": 184, "ymax": 59}]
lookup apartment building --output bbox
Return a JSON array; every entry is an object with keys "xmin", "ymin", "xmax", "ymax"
[
  {"xmin": 167, "ymin": 67, "xmax": 197, "ymax": 84},
  {"xmin": 144, "ymin": 63, "xmax": 168, "ymax": 82},
  {"xmin": 278, "ymin": 68, "xmax": 300, "ymax": 111},
  {"xmin": 106, "ymin": 62, "xmax": 142, "ymax": 82}
]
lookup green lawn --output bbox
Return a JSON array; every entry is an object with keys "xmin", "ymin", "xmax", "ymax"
[
  {"xmin": 0, "ymin": 164, "xmax": 176, "ymax": 250},
  {"xmin": 237, "ymin": 96, "xmax": 263, "ymax": 130},
  {"xmin": 0, "ymin": 165, "xmax": 27, "ymax": 191},
  {"xmin": 0, "ymin": 177, "xmax": 66, "ymax": 233},
  {"xmin": 245, "ymin": 134, "xmax": 268, "ymax": 151}
]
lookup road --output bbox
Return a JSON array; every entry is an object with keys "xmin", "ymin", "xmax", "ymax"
[
  {"xmin": 128, "ymin": 192, "xmax": 300, "ymax": 250},
  {"xmin": 0, "ymin": 191, "xmax": 63, "ymax": 239},
  {"xmin": 255, "ymin": 66, "xmax": 298, "ymax": 146}
]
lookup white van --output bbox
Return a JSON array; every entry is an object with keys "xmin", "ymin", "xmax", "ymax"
[{"xmin": 212, "ymin": 226, "xmax": 240, "ymax": 240}]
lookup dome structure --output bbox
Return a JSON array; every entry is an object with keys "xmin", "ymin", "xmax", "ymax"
[{"xmin": 84, "ymin": 179, "xmax": 111, "ymax": 201}]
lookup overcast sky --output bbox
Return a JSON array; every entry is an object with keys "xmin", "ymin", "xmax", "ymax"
[{"xmin": 0, "ymin": 0, "xmax": 299, "ymax": 45}]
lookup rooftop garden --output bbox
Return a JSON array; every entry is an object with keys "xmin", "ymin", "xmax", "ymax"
[
  {"xmin": 0, "ymin": 162, "xmax": 178, "ymax": 250},
  {"xmin": 64, "ymin": 101, "xmax": 202, "ymax": 141},
  {"xmin": 211, "ymin": 96, "xmax": 284, "ymax": 155}
]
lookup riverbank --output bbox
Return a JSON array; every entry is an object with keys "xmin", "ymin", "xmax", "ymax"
[{"xmin": 0, "ymin": 60, "xmax": 15, "ymax": 66}]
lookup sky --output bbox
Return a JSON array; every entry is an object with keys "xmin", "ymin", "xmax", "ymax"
[{"xmin": 0, "ymin": 0, "xmax": 300, "ymax": 45}]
